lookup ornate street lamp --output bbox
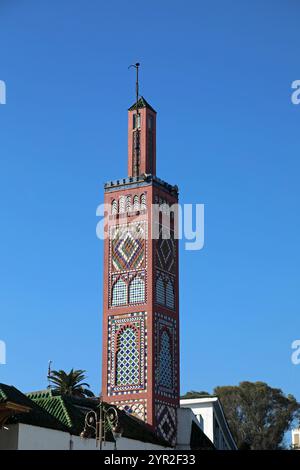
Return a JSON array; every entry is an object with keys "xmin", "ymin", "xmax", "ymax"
[{"xmin": 80, "ymin": 397, "xmax": 122, "ymax": 449}]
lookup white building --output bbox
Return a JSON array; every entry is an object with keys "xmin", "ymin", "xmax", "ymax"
[
  {"xmin": 292, "ymin": 428, "xmax": 300, "ymax": 450},
  {"xmin": 180, "ymin": 395, "xmax": 237, "ymax": 450}
]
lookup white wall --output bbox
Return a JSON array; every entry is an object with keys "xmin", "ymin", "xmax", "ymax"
[
  {"xmin": 0, "ymin": 424, "xmax": 171, "ymax": 450},
  {"xmin": 176, "ymin": 407, "xmax": 207, "ymax": 450},
  {"xmin": 181, "ymin": 401, "xmax": 214, "ymax": 443},
  {"xmin": 18, "ymin": 424, "xmax": 75, "ymax": 450},
  {"xmin": 176, "ymin": 408, "xmax": 193, "ymax": 449},
  {"xmin": 180, "ymin": 398, "xmax": 236, "ymax": 450}
]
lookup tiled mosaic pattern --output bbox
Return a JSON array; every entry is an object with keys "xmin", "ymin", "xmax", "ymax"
[
  {"xmin": 154, "ymin": 313, "xmax": 178, "ymax": 399},
  {"xmin": 111, "ymin": 272, "xmax": 146, "ymax": 307},
  {"xmin": 110, "ymin": 222, "xmax": 146, "ymax": 272},
  {"xmin": 111, "ymin": 278, "xmax": 127, "ymax": 306},
  {"xmin": 116, "ymin": 327, "xmax": 139, "ymax": 386},
  {"xmin": 109, "ymin": 193, "xmax": 146, "ymax": 215},
  {"xmin": 165, "ymin": 279, "xmax": 175, "ymax": 309},
  {"xmin": 156, "ymin": 274, "xmax": 165, "ymax": 305},
  {"xmin": 109, "ymin": 221, "xmax": 147, "ymax": 309},
  {"xmin": 107, "ymin": 312, "xmax": 147, "ymax": 396},
  {"xmin": 129, "ymin": 276, "xmax": 145, "ymax": 304},
  {"xmin": 155, "ymin": 271, "xmax": 175, "ymax": 310},
  {"xmin": 156, "ymin": 225, "xmax": 176, "ymax": 275},
  {"xmin": 159, "ymin": 331, "xmax": 173, "ymax": 389},
  {"xmin": 155, "ymin": 401, "xmax": 177, "ymax": 446},
  {"xmin": 112, "ymin": 399, "xmax": 147, "ymax": 422}
]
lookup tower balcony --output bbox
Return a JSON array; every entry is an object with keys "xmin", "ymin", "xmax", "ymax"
[{"xmin": 104, "ymin": 174, "xmax": 178, "ymax": 196}]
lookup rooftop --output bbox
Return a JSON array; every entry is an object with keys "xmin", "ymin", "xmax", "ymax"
[
  {"xmin": 104, "ymin": 173, "xmax": 178, "ymax": 196},
  {"xmin": 1, "ymin": 384, "xmax": 169, "ymax": 446},
  {"xmin": 128, "ymin": 96, "xmax": 157, "ymax": 113},
  {"xmin": 0, "ymin": 383, "xmax": 69, "ymax": 433}
]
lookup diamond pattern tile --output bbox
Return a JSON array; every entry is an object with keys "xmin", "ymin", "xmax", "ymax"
[{"xmin": 111, "ymin": 224, "xmax": 146, "ymax": 272}]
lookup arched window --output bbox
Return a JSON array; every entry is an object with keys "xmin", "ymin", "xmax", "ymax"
[
  {"xmin": 111, "ymin": 278, "xmax": 127, "ymax": 306},
  {"xmin": 159, "ymin": 330, "xmax": 172, "ymax": 389},
  {"xmin": 111, "ymin": 199, "xmax": 118, "ymax": 215},
  {"xmin": 116, "ymin": 327, "xmax": 139, "ymax": 385},
  {"xmin": 133, "ymin": 195, "xmax": 139, "ymax": 212},
  {"xmin": 156, "ymin": 276, "xmax": 165, "ymax": 305},
  {"xmin": 161, "ymin": 201, "xmax": 169, "ymax": 215},
  {"xmin": 129, "ymin": 276, "xmax": 145, "ymax": 304},
  {"xmin": 166, "ymin": 280, "xmax": 175, "ymax": 309},
  {"xmin": 140, "ymin": 193, "xmax": 146, "ymax": 211},
  {"xmin": 126, "ymin": 195, "xmax": 131, "ymax": 213},
  {"xmin": 119, "ymin": 196, "xmax": 125, "ymax": 214}
]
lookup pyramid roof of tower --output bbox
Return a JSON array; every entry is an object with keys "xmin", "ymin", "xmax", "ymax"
[{"xmin": 128, "ymin": 96, "xmax": 157, "ymax": 113}]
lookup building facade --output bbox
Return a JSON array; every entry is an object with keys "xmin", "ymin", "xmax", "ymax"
[
  {"xmin": 180, "ymin": 396, "xmax": 237, "ymax": 450},
  {"xmin": 101, "ymin": 97, "xmax": 180, "ymax": 445},
  {"xmin": 292, "ymin": 428, "xmax": 300, "ymax": 449}
]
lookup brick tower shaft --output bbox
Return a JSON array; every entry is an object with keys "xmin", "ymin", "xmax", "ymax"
[{"xmin": 101, "ymin": 96, "xmax": 180, "ymax": 446}]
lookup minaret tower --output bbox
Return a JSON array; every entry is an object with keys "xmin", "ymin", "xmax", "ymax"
[{"xmin": 101, "ymin": 67, "xmax": 180, "ymax": 445}]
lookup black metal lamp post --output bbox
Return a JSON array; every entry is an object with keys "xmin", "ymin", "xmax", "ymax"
[{"xmin": 80, "ymin": 397, "xmax": 121, "ymax": 449}]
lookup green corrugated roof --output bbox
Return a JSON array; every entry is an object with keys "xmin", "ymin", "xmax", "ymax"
[
  {"xmin": 0, "ymin": 384, "xmax": 69, "ymax": 433},
  {"xmin": 29, "ymin": 395, "xmax": 86, "ymax": 435},
  {"xmin": 27, "ymin": 389, "xmax": 55, "ymax": 400},
  {"xmin": 128, "ymin": 96, "xmax": 156, "ymax": 113},
  {"xmin": 0, "ymin": 383, "xmax": 37, "ymax": 408},
  {"xmin": 28, "ymin": 390, "xmax": 169, "ymax": 445}
]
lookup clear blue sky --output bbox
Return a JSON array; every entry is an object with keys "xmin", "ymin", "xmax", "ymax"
[{"xmin": 1, "ymin": 0, "xmax": 299, "ymax": 402}]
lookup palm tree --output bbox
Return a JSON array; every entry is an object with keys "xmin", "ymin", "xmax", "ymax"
[{"xmin": 48, "ymin": 369, "xmax": 95, "ymax": 398}]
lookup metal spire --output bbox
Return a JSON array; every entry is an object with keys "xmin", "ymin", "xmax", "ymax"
[
  {"xmin": 128, "ymin": 62, "xmax": 141, "ymax": 176},
  {"xmin": 128, "ymin": 62, "xmax": 140, "ymax": 117}
]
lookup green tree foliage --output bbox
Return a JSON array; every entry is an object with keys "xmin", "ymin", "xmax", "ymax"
[
  {"xmin": 214, "ymin": 381, "xmax": 300, "ymax": 449},
  {"xmin": 181, "ymin": 390, "xmax": 211, "ymax": 399},
  {"xmin": 48, "ymin": 369, "xmax": 95, "ymax": 398}
]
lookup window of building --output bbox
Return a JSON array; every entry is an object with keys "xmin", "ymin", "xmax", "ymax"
[
  {"xmin": 140, "ymin": 193, "xmax": 146, "ymax": 211},
  {"xmin": 111, "ymin": 199, "xmax": 118, "ymax": 215},
  {"xmin": 116, "ymin": 327, "xmax": 139, "ymax": 385},
  {"xmin": 126, "ymin": 195, "xmax": 131, "ymax": 213},
  {"xmin": 129, "ymin": 276, "xmax": 145, "ymax": 304},
  {"xmin": 133, "ymin": 195, "xmax": 140, "ymax": 212},
  {"xmin": 119, "ymin": 196, "xmax": 125, "ymax": 214},
  {"xmin": 197, "ymin": 414, "xmax": 204, "ymax": 430},
  {"xmin": 166, "ymin": 280, "xmax": 175, "ymax": 309},
  {"xmin": 133, "ymin": 113, "xmax": 141, "ymax": 129},
  {"xmin": 111, "ymin": 278, "xmax": 127, "ymax": 306},
  {"xmin": 148, "ymin": 115, "xmax": 153, "ymax": 129},
  {"xmin": 156, "ymin": 276, "xmax": 165, "ymax": 305},
  {"xmin": 159, "ymin": 330, "xmax": 172, "ymax": 389}
]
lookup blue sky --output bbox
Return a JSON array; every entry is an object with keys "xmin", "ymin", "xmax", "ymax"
[{"xmin": 0, "ymin": 0, "xmax": 299, "ymax": 405}]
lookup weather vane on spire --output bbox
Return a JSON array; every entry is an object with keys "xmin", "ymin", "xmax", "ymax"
[{"xmin": 128, "ymin": 62, "xmax": 140, "ymax": 117}]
